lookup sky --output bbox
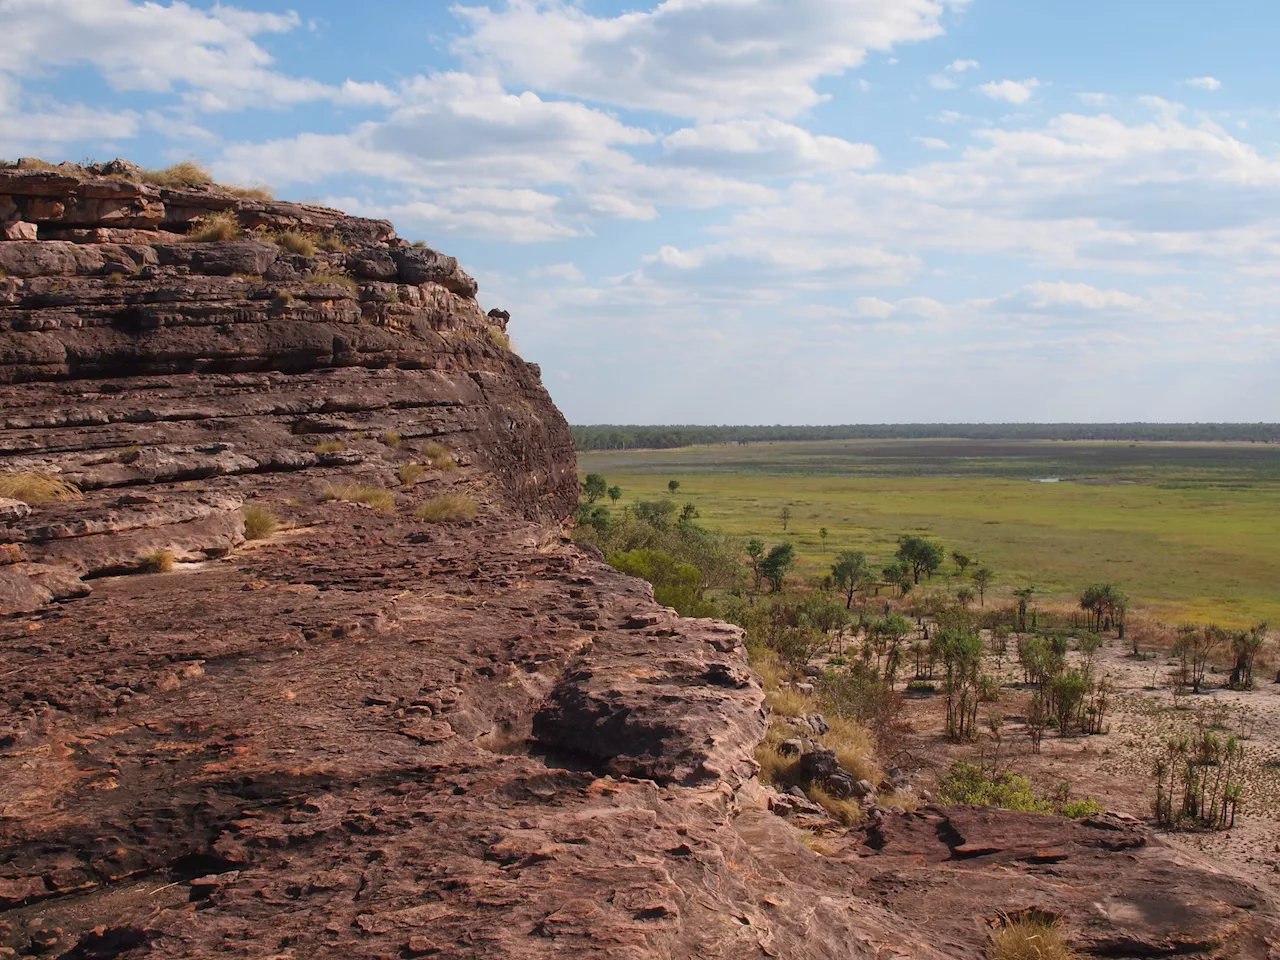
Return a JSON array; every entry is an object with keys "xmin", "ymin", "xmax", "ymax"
[{"xmin": 2, "ymin": 0, "xmax": 1279, "ymax": 425}]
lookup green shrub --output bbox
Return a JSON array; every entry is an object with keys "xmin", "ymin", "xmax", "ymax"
[
  {"xmin": 242, "ymin": 504, "xmax": 280, "ymax": 541},
  {"xmin": 939, "ymin": 762, "xmax": 1051, "ymax": 814},
  {"xmin": 414, "ymin": 493, "xmax": 478, "ymax": 523},
  {"xmin": 608, "ymin": 548, "xmax": 715, "ymax": 618}
]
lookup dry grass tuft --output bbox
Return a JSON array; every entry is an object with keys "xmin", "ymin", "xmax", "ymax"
[
  {"xmin": 800, "ymin": 831, "xmax": 839, "ymax": 855},
  {"xmin": 317, "ymin": 233, "xmax": 347, "ymax": 252},
  {"xmin": 382, "ymin": 432, "xmax": 402, "ymax": 449},
  {"xmin": 139, "ymin": 550, "xmax": 175, "ymax": 574},
  {"xmin": 275, "ymin": 229, "xmax": 319, "ymax": 257},
  {"xmin": 323, "ymin": 484, "xmax": 396, "ymax": 513},
  {"xmin": 766, "ymin": 685, "xmax": 816, "ymax": 719},
  {"xmin": 991, "ymin": 917, "xmax": 1078, "ymax": 960},
  {"xmin": 398, "ymin": 463, "xmax": 425, "ymax": 486},
  {"xmin": 807, "ymin": 784, "xmax": 864, "ymax": 827},
  {"xmin": 306, "ymin": 271, "xmax": 358, "ymax": 293},
  {"xmin": 226, "ymin": 185, "xmax": 274, "ymax": 200},
  {"xmin": 819, "ymin": 716, "xmax": 880, "ymax": 785},
  {"xmin": 0, "ymin": 472, "xmax": 82, "ymax": 503},
  {"xmin": 414, "ymin": 493, "xmax": 479, "ymax": 523},
  {"xmin": 751, "ymin": 649, "xmax": 789, "ymax": 692},
  {"xmin": 142, "ymin": 161, "xmax": 213, "ymax": 188},
  {"xmin": 242, "ymin": 504, "xmax": 280, "ymax": 541},
  {"xmin": 485, "ymin": 325, "xmax": 512, "ymax": 350},
  {"xmin": 188, "ymin": 209, "xmax": 240, "ymax": 242},
  {"xmin": 422, "ymin": 442, "xmax": 460, "ymax": 473},
  {"xmin": 313, "ymin": 439, "xmax": 347, "ymax": 455},
  {"xmin": 754, "ymin": 725, "xmax": 802, "ymax": 788}
]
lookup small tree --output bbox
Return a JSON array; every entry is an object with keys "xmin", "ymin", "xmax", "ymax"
[
  {"xmin": 1230, "ymin": 623, "xmax": 1267, "ymax": 690},
  {"xmin": 882, "ymin": 561, "xmax": 913, "ymax": 597},
  {"xmin": 1013, "ymin": 585, "xmax": 1036, "ymax": 633},
  {"xmin": 1176, "ymin": 624, "xmax": 1225, "ymax": 693},
  {"xmin": 952, "ymin": 551, "xmax": 973, "ymax": 574},
  {"xmin": 581, "ymin": 473, "xmax": 607, "ymax": 503},
  {"xmin": 779, "ymin": 505, "xmax": 792, "ymax": 531},
  {"xmin": 831, "ymin": 550, "xmax": 870, "ymax": 610},
  {"xmin": 667, "ymin": 479, "xmax": 680, "ymax": 496},
  {"xmin": 760, "ymin": 543, "xmax": 795, "ymax": 592},
  {"xmin": 955, "ymin": 586, "xmax": 976, "ymax": 608},
  {"xmin": 607, "ymin": 485, "xmax": 622, "ymax": 502},
  {"xmin": 897, "ymin": 535, "xmax": 945, "ymax": 584},
  {"xmin": 938, "ymin": 625, "xmax": 983, "ymax": 741},
  {"xmin": 746, "ymin": 538, "xmax": 766, "ymax": 592},
  {"xmin": 970, "ymin": 566, "xmax": 993, "ymax": 606},
  {"xmin": 819, "ymin": 527, "xmax": 829, "ymax": 551}
]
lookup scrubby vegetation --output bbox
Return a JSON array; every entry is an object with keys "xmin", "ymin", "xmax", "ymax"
[
  {"xmin": 306, "ymin": 271, "xmax": 358, "ymax": 293},
  {"xmin": 313, "ymin": 439, "xmax": 347, "ymax": 454},
  {"xmin": 323, "ymin": 484, "xmax": 395, "ymax": 513},
  {"xmin": 398, "ymin": 463, "xmax": 425, "ymax": 486},
  {"xmin": 242, "ymin": 504, "xmax": 280, "ymax": 541},
  {"xmin": 991, "ymin": 914, "xmax": 1078, "ymax": 960},
  {"xmin": 414, "ymin": 493, "xmax": 478, "ymax": 523},
  {"xmin": 188, "ymin": 210, "xmax": 240, "ymax": 242},
  {"xmin": 139, "ymin": 550, "xmax": 175, "ymax": 574},
  {"xmin": 422, "ymin": 442, "xmax": 460, "ymax": 472},
  {"xmin": 141, "ymin": 161, "xmax": 213, "ymax": 188},
  {"xmin": 574, "ymin": 453, "xmax": 1277, "ymax": 839},
  {"xmin": 0, "ymin": 472, "xmax": 82, "ymax": 503}
]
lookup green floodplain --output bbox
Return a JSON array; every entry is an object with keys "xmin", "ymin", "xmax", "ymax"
[{"xmin": 577, "ymin": 438, "xmax": 1280, "ymax": 628}]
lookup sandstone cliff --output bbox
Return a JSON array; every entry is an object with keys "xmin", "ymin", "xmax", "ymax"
[{"xmin": 0, "ymin": 161, "xmax": 1275, "ymax": 959}]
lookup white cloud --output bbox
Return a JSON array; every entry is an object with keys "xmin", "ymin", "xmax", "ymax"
[
  {"xmin": 453, "ymin": 0, "xmax": 970, "ymax": 120},
  {"xmin": 977, "ymin": 78, "xmax": 1041, "ymax": 104},
  {"xmin": 948, "ymin": 59, "xmax": 981, "ymax": 73},
  {"xmin": 1077, "ymin": 92, "xmax": 1115, "ymax": 106},
  {"xmin": 661, "ymin": 119, "xmax": 878, "ymax": 175},
  {"xmin": 991, "ymin": 281, "xmax": 1145, "ymax": 313},
  {"xmin": 531, "ymin": 262, "xmax": 586, "ymax": 282},
  {"xmin": 0, "ymin": 0, "xmax": 389, "ymax": 112},
  {"xmin": 928, "ymin": 74, "xmax": 959, "ymax": 91},
  {"xmin": 915, "ymin": 136, "xmax": 951, "ymax": 150},
  {"xmin": 1183, "ymin": 76, "xmax": 1222, "ymax": 91}
]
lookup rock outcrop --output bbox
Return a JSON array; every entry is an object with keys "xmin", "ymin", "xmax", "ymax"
[{"xmin": 0, "ymin": 161, "xmax": 1276, "ymax": 959}]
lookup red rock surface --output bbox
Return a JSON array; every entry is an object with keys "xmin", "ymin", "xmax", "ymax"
[{"xmin": 0, "ymin": 162, "xmax": 1277, "ymax": 959}]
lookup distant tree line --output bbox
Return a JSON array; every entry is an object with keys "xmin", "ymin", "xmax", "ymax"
[{"xmin": 571, "ymin": 423, "xmax": 1280, "ymax": 451}]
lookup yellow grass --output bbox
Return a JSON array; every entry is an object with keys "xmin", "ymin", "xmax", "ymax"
[
  {"xmin": 423, "ymin": 442, "xmax": 460, "ymax": 473},
  {"xmin": 819, "ymin": 716, "xmax": 879, "ymax": 785},
  {"xmin": 188, "ymin": 210, "xmax": 240, "ymax": 242},
  {"xmin": 306, "ymin": 271, "xmax": 358, "ymax": 293},
  {"xmin": 991, "ymin": 918, "xmax": 1077, "ymax": 960},
  {"xmin": 807, "ymin": 784, "xmax": 864, "ymax": 827},
  {"xmin": 313, "ymin": 440, "xmax": 347, "ymax": 454},
  {"xmin": 767, "ymin": 686, "xmax": 816, "ymax": 719},
  {"xmin": 242, "ymin": 504, "xmax": 280, "ymax": 541},
  {"xmin": 139, "ymin": 550, "xmax": 175, "ymax": 573},
  {"xmin": 323, "ymin": 484, "xmax": 395, "ymax": 513},
  {"xmin": 382, "ymin": 432, "xmax": 402, "ymax": 449},
  {"xmin": 0, "ymin": 472, "xmax": 82, "ymax": 503},
  {"xmin": 414, "ymin": 493, "xmax": 478, "ymax": 523},
  {"xmin": 398, "ymin": 463, "xmax": 425, "ymax": 486},
  {"xmin": 142, "ymin": 161, "xmax": 213, "ymax": 188},
  {"xmin": 226, "ymin": 185, "xmax": 273, "ymax": 200},
  {"xmin": 275, "ymin": 229, "xmax": 318, "ymax": 257}
]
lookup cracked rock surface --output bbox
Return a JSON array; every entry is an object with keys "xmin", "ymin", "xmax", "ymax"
[{"xmin": 1, "ymin": 163, "xmax": 1277, "ymax": 959}]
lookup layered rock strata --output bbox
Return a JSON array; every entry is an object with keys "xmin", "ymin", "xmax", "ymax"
[{"xmin": 0, "ymin": 162, "xmax": 1276, "ymax": 959}]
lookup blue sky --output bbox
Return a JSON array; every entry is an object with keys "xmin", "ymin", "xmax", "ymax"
[{"xmin": 3, "ymin": 0, "xmax": 1279, "ymax": 424}]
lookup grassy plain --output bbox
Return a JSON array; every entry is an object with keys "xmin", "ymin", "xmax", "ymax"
[{"xmin": 579, "ymin": 439, "xmax": 1280, "ymax": 627}]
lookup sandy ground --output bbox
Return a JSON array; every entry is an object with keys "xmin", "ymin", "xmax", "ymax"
[{"xmin": 889, "ymin": 635, "xmax": 1280, "ymax": 894}]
